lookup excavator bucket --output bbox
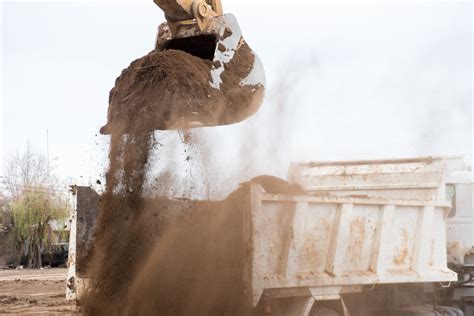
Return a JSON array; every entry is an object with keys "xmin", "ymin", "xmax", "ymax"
[{"xmin": 100, "ymin": 7, "xmax": 265, "ymax": 134}]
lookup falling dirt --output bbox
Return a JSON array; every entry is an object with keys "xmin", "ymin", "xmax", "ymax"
[
  {"xmin": 82, "ymin": 174, "xmax": 299, "ymax": 315},
  {"xmin": 82, "ymin": 25, "xmax": 268, "ymax": 315},
  {"xmin": 83, "ymin": 176, "xmax": 293, "ymax": 315}
]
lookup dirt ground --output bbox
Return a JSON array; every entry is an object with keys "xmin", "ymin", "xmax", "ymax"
[{"xmin": 0, "ymin": 268, "xmax": 78, "ymax": 315}]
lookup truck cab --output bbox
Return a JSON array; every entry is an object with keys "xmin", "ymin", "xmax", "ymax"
[{"xmin": 444, "ymin": 157, "xmax": 474, "ymax": 314}]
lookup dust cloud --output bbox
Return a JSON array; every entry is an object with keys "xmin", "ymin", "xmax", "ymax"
[{"xmin": 82, "ymin": 38, "xmax": 268, "ymax": 314}]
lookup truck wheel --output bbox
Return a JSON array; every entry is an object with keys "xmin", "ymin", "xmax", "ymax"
[{"xmin": 310, "ymin": 307, "xmax": 340, "ymax": 316}]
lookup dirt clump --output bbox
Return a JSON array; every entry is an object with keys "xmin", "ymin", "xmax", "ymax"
[
  {"xmin": 101, "ymin": 45, "xmax": 263, "ymax": 133},
  {"xmin": 246, "ymin": 175, "xmax": 305, "ymax": 195}
]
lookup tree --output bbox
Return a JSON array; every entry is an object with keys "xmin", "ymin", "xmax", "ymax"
[
  {"xmin": 3, "ymin": 143, "xmax": 70, "ymax": 268},
  {"xmin": 0, "ymin": 192, "xmax": 12, "ymax": 230},
  {"xmin": 4, "ymin": 143, "xmax": 52, "ymax": 200},
  {"xmin": 10, "ymin": 190, "xmax": 69, "ymax": 268}
]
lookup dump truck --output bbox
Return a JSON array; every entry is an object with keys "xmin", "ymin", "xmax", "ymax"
[
  {"xmin": 66, "ymin": 155, "xmax": 473, "ymax": 315},
  {"xmin": 288, "ymin": 155, "xmax": 473, "ymax": 315}
]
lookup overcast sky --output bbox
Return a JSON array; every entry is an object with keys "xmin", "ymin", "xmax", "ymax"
[{"xmin": 1, "ymin": 1, "xmax": 473, "ymax": 196}]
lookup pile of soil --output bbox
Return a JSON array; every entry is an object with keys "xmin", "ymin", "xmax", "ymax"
[
  {"xmin": 101, "ymin": 43, "xmax": 264, "ymax": 134},
  {"xmin": 246, "ymin": 175, "xmax": 304, "ymax": 195}
]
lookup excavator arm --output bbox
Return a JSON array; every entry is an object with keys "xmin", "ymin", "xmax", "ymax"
[
  {"xmin": 100, "ymin": 0, "xmax": 265, "ymax": 134},
  {"xmin": 153, "ymin": 0, "xmax": 223, "ymax": 35},
  {"xmin": 153, "ymin": 0, "xmax": 223, "ymax": 21}
]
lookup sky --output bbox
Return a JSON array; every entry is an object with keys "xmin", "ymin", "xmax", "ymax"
[{"xmin": 1, "ymin": 1, "xmax": 473, "ymax": 197}]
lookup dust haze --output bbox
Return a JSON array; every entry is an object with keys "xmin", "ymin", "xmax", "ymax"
[
  {"xmin": 2, "ymin": 3, "xmax": 471, "ymax": 186},
  {"xmin": 105, "ymin": 4, "xmax": 472, "ymax": 200}
]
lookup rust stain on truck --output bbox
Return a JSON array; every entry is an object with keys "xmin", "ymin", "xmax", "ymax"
[
  {"xmin": 393, "ymin": 229, "xmax": 409, "ymax": 266},
  {"xmin": 348, "ymin": 217, "xmax": 365, "ymax": 264}
]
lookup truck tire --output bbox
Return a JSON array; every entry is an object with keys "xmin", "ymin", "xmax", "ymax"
[{"xmin": 310, "ymin": 307, "xmax": 340, "ymax": 316}]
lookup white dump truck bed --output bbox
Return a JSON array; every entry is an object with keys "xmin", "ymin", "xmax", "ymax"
[
  {"xmin": 67, "ymin": 156, "xmax": 458, "ymax": 311},
  {"xmin": 244, "ymin": 183, "xmax": 456, "ymax": 306}
]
